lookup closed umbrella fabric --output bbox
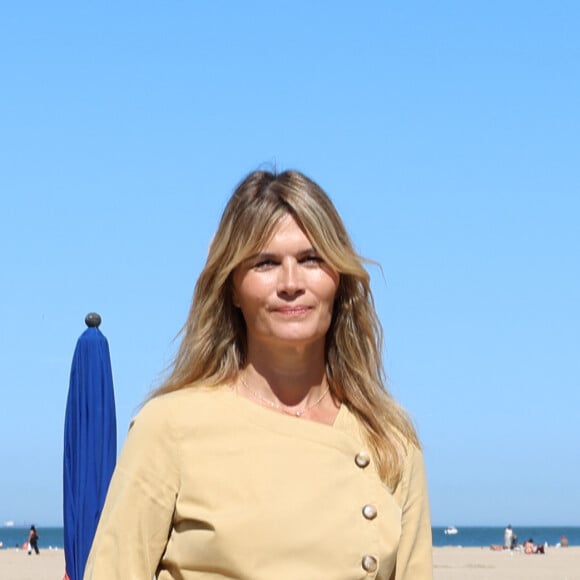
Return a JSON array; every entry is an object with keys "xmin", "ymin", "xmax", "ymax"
[{"xmin": 63, "ymin": 324, "xmax": 116, "ymax": 580}]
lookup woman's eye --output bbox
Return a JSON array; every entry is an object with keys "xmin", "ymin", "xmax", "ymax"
[
  {"xmin": 302, "ymin": 254, "xmax": 323, "ymax": 265},
  {"xmin": 253, "ymin": 259, "xmax": 277, "ymax": 269}
]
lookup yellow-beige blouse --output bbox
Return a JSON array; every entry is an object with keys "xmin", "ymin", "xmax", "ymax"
[{"xmin": 85, "ymin": 386, "xmax": 432, "ymax": 579}]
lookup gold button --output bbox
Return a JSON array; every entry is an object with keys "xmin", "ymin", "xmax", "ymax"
[
  {"xmin": 362, "ymin": 504, "xmax": 378, "ymax": 520},
  {"xmin": 362, "ymin": 555, "xmax": 378, "ymax": 572},
  {"xmin": 355, "ymin": 451, "xmax": 371, "ymax": 468}
]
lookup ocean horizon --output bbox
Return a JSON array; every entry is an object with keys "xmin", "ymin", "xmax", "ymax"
[
  {"xmin": 1, "ymin": 525, "xmax": 578, "ymax": 550},
  {"xmin": 432, "ymin": 526, "xmax": 578, "ymax": 548}
]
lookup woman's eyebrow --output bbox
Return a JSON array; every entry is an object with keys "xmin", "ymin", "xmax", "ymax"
[
  {"xmin": 243, "ymin": 252, "xmax": 278, "ymax": 263},
  {"xmin": 247, "ymin": 247, "xmax": 318, "ymax": 261}
]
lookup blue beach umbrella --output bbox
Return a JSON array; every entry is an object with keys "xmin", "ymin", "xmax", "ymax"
[{"xmin": 63, "ymin": 313, "xmax": 117, "ymax": 580}]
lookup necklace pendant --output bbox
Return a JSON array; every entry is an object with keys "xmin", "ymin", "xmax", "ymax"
[{"xmin": 295, "ymin": 410, "xmax": 303, "ymax": 417}]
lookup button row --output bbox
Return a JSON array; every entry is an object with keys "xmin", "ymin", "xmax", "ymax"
[{"xmin": 355, "ymin": 451, "xmax": 378, "ymax": 574}]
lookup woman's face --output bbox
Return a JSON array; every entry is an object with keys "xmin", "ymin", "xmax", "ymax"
[{"xmin": 232, "ymin": 214, "xmax": 340, "ymax": 353}]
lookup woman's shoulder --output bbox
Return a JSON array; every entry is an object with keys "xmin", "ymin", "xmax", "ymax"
[{"xmin": 134, "ymin": 384, "xmax": 231, "ymax": 427}]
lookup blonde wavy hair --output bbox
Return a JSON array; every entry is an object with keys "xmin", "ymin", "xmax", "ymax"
[{"xmin": 152, "ymin": 169, "xmax": 419, "ymax": 488}]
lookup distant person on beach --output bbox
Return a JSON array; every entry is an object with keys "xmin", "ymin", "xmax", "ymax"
[
  {"xmin": 504, "ymin": 524, "xmax": 513, "ymax": 549},
  {"xmin": 85, "ymin": 169, "xmax": 433, "ymax": 579},
  {"xmin": 522, "ymin": 538, "xmax": 546, "ymax": 554},
  {"xmin": 560, "ymin": 534, "xmax": 569, "ymax": 547},
  {"xmin": 491, "ymin": 525, "xmax": 518, "ymax": 552},
  {"xmin": 28, "ymin": 525, "xmax": 39, "ymax": 555}
]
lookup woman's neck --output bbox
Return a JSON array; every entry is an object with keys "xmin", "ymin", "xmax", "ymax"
[{"xmin": 243, "ymin": 342, "xmax": 327, "ymax": 406}]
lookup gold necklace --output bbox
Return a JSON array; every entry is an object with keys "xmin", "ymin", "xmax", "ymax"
[{"xmin": 239, "ymin": 376, "xmax": 330, "ymax": 417}]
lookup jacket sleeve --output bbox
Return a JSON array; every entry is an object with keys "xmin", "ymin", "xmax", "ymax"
[
  {"xmin": 392, "ymin": 445, "xmax": 433, "ymax": 580},
  {"xmin": 84, "ymin": 397, "xmax": 180, "ymax": 579}
]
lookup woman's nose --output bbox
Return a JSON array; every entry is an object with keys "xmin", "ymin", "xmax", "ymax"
[{"xmin": 277, "ymin": 259, "xmax": 304, "ymax": 295}]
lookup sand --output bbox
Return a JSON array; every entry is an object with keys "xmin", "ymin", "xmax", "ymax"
[
  {"xmin": 0, "ymin": 548, "xmax": 65, "ymax": 580},
  {"xmin": 0, "ymin": 546, "xmax": 578, "ymax": 579},
  {"xmin": 434, "ymin": 546, "xmax": 580, "ymax": 580}
]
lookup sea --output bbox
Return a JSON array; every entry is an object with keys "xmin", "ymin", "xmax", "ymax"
[
  {"xmin": 1, "ymin": 526, "xmax": 579, "ymax": 550},
  {"xmin": 432, "ymin": 526, "xmax": 579, "ymax": 548}
]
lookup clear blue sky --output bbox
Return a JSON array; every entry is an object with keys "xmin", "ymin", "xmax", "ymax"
[{"xmin": 1, "ymin": 1, "xmax": 578, "ymax": 527}]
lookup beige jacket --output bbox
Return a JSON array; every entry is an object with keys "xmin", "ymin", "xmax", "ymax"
[{"xmin": 85, "ymin": 386, "xmax": 432, "ymax": 579}]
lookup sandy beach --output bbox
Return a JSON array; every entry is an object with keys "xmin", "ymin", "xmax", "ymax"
[
  {"xmin": 0, "ymin": 548, "xmax": 65, "ymax": 580},
  {"xmin": 0, "ymin": 546, "xmax": 578, "ymax": 579},
  {"xmin": 434, "ymin": 546, "xmax": 580, "ymax": 580}
]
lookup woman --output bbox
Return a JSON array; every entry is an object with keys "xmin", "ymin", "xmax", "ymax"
[
  {"xmin": 85, "ymin": 170, "xmax": 432, "ymax": 579},
  {"xmin": 28, "ymin": 525, "xmax": 39, "ymax": 555}
]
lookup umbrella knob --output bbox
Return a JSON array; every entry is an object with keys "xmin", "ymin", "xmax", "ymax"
[{"xmin": 85, "ymin": 312, "xmax": 102, "ymax": 328}]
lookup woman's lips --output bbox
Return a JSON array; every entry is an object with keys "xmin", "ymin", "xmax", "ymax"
[{"xmin": 273, "ymin": 306, "xmax": 311, "ymax": 316}]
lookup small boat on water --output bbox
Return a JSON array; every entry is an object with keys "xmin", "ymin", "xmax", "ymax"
[{"xmin": 444, "ymin": 526, "xmax": 458, "ymax": 535}]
